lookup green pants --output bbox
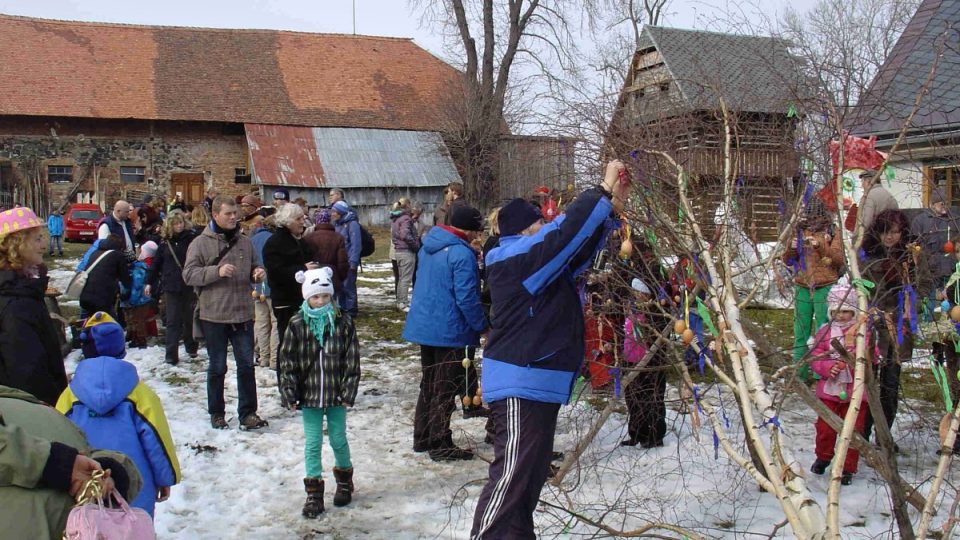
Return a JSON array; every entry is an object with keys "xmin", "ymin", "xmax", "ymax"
[
  {"xmin": 793, "ymin": 285, "xmax": 832, "ymax": 380},
  {"xmin": 303, "ymin": 406, "xmax": 351, "ymax": 478}
]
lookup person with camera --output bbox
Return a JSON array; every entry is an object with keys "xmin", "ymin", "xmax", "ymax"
[
  {"xmin": 471, "ymin": 160, "xmax": 629, "ymax": 539},
  {"xmin": 781, "ymin": 213, "xmax": 844, "ymax": 383}
]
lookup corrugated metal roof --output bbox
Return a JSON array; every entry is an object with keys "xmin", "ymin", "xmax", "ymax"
[
  {"xmin": 246, "ymin": 124, "xmax": 326, "ymax": 188},
  {"xmin": 247, "ymin": 125, "xmax": 457, "ymax": 188}
]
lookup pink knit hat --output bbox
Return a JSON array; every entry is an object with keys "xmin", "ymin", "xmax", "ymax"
[
  {"xmin": 828, "ymin": 284, "xmax": 858, "ymax": 314},
  {"xmin": 0, "ymin": 207, "xmax": 43, "ymax": 238}
]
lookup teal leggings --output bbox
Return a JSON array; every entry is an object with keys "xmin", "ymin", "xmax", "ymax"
[{"xmin": 302, "ymin": 406, "xmax": 352, "ymax": 478}]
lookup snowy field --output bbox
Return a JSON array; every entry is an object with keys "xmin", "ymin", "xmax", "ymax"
[{"xmin": 50, "ymin": 259, "xmax": 959, "ymax": 538}]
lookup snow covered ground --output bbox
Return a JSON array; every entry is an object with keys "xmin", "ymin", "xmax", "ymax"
[{"xmin": 51, "ymin": 259, "xmax": 959, "ymax": 538}]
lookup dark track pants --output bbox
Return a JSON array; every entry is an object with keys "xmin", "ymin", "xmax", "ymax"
[
  {"xmin": 471, "ymin": 397, "xmax": 560, "ymax": 539},
  {"xmin": 413, "ymin": 345, "xmax": 462, "ymax": 450}
]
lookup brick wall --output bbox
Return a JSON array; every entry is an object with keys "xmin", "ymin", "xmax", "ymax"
[{"xmin": 0, "ymin": 116, "xmax": 253, "ymax": 214}]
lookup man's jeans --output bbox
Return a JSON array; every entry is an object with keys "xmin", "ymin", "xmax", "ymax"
[
  {"xmin": 48, "ymin": 235, "xmax": 62, "ymax": 254},
  {"xmin": 202, "ymin": 320, "xmax": 258, "ymax": 420}
]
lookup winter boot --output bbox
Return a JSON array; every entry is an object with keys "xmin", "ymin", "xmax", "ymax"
[
  {"xmin": 810, "ymin": 458, "xmax": 830, "ymax": 475},
  {"xmin": 332, "ymin": 467, "xmax": 354, "ymax": 507},
  {"xmin": 302, "ymin": 478, "xmax": 324, "ymax": 518}
]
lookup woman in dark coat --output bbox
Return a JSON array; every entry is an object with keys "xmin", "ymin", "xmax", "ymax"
[
  {"xmin": 263, "ymin": 204, "xmax": 315, "ymax": 350},
  {"xmin": 0, "ymin": 207, "xmax": 67, "ymax": 405},
  {"xmin": 79, "ymin": 234, "xmax": 132, "ymax": 319},
  {"xmin": 861, "ymin": 209, "xmax": 932, "ymax": 443},
  {"xmin": 302, "ymin": 208, "xmax": 348, "ymax": 290},
  {"xmin": 146, "ymin": 213, "xmax": 198, "ymax": 365}
]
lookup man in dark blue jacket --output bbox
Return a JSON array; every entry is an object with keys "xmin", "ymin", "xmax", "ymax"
[
  {"xmin": 471, "ymin": 161, "xmax": 629, "ymax": 539},
  {"xmin": 402, "ymin": 204, "xmax": 488, "ymax": 462}
]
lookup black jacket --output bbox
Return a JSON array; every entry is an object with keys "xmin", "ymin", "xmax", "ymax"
[
  {"xmin": 79, "ymin": 246, "xmax": 132, "ymax": 312},
  {"xmin": 0, "ymin": 270, "xmax": 66, "ymax": 404},
  {"xmin": 147, "ymin": 229, "xmax": 197, "ymax": 295},
  {"xmin": 263, "ymin": 227, "xmax": 309, "ymax": 308}
]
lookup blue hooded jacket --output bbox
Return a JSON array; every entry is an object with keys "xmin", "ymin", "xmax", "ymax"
[
  {"xmin": 57, "ymin": 356, "xmax": 181, "ymax": 517},
  {"xmin": 334, "ymin": 209, "xmax": 362, "ymax": 268},
  {"xmin": 120, "ymin": 260, "xmax": 152, "ymax": 307},
  {"xmin": 481, "ymin": 187, "xmax": 616, "ymax": 404},
  {"xmin": 47, "ymin": 214, "xmax": 64, "ymax": 236},
  {"xmin": 402, "ymin": 226, "xmax": 487, "ymax": 347}
]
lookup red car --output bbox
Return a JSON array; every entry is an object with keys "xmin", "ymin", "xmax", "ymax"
[{"xmin": 64, "ymin": 203, "xmax": 104, "ymax": 242}]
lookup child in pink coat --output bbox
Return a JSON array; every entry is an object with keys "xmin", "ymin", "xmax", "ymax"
[{"xmin": 808, "ymin": 284, "xmax": 878, "ymax": 485}]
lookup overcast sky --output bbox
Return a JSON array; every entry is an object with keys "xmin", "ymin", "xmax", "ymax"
[{"xmin": 0, "ymin": 0, "xmax": 815, "ymax": 65}]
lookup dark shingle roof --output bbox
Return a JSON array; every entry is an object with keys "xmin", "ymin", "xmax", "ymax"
[
  {"xmin": 854, "ymin": 0, "xmax": 960, "ymax": 138},
  {"xmin": 639, "ymin": 26, "xmax": 800, "ymax": 114}
]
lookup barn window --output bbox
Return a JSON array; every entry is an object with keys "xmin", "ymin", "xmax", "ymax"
[
  {"xmin": 47, "ymin": 165, "xmax": 73, "ymax": 183},
  {"xmin": 120, "ymin": 166, "xmax": 146, "ymax": 183},
  {"xmin": 235, "ymin": 168, "xmax": 252, "ymax": 184}
]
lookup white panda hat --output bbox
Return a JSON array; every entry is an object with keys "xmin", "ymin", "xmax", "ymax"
[{"xmin": 296, "ymin": 267, "xmax": 336, "ymax": 300}]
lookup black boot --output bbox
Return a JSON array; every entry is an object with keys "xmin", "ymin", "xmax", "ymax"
[
  {"xmin": 332, "ymin": 467, "xmax": 354, "ymax": 507},
  {"xmin": 302, "ymin": 478, "xmax": 324, "ymax": 518},
  {"xmin": 810, "ymin": 458, "xmax": 830, "ymax": 475}
]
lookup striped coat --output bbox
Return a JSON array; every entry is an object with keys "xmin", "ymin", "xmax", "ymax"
[{"xmin": 279, "ymin": 310, "xmax": 360, "ymax": 409}]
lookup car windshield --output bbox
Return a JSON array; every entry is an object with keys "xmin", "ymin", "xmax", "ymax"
[{"xmin": 70, "ymin": 210, "xmax": 100, "ymax": 220}]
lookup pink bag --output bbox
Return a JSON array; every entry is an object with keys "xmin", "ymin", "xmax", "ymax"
[{"xmin": 64, "ymin": 482, "xmax": 155, "ymax": 540}]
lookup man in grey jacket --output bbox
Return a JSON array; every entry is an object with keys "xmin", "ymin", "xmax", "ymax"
[{"xmin": 183, "ymin": 196, "xmax": 269, "ymax": 430}]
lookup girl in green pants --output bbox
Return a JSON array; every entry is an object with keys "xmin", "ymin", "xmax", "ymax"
[
  {"xmin": 782, "ymin": 217, "xmax": 844, "ymax": 382},
  {"xmin": 279, "ymin": 267, "xmax": 361, "ymax": 518}
]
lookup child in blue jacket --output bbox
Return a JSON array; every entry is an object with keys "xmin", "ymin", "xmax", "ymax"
[
  {"xmin": 57, "ymin": 312, "xmax": 181, "ymax": 518},
  {"xmin": 121, "ymin": 240, "xmax": 158, "ymax": 347}
]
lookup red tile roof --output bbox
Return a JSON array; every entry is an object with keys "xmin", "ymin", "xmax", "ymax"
[{"xmin": 0, "ymin": 14, "xmax": 461, "ymax": 130}]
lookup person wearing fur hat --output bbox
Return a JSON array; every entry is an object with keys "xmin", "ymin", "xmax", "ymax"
[
  {"xmin": 240, "ymin": 194, "xmax": 265, "ymax": 236},
  {"xmin": 403, "ymin": 203, "xmax": 488, "ymax": 462},
  {"xmin": 57, "ymin": 312, "xmax": 181, "ymax": 517},
  {"xmin": 0, "ymin": 206, "xmax": 67, "ymax": 405},
  {"xmin": 807, "ymin": 285, "xmax": 879, "ymax": 485},
  {"xmin": 279, "ymin": 267, "xmax": 360, "ymax": 518}
]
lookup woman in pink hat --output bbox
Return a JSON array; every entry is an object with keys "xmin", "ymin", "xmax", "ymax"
[{"xmin": 0, "ymin": 207, "xmax": 67, "ymax": 405}]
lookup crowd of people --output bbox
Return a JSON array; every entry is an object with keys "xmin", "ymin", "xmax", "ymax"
[{"xmin": 1, "ymin": 161, "xmax": 960, "ymax": 538}]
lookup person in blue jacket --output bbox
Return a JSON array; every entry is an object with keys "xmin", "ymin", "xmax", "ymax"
[
  {"xmin": 471, "ymin": 160, "xmax": 630, "ymax": 539},
  {"xmin": 402, "ymin": 204, "xmax": 488, "ymax": 462},
  {"xmin": 47, "ymin": 209, "xmax": 64, "ymax": 256},
  {"xmin": 331, "ymin": 201, "xmax": 362, "ymax": 317},
  {"xmin": 56, "ymin": 312, "xmax": 181, "ymax": 518}
]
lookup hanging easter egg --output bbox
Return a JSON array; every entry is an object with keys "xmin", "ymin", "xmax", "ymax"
[
  {"xmin": 950, "ymin": 306, "xmax": 960, "ymax": 322},
  {"xmin": 619, "ymin": 238, "xmax": 633, "ymax": 259},
  {"xmin": 461, "ymin": 358, "xmax": 471, "ymax": 369},
  {"xmin": 685, "ymin": 278, "xmax": 695, "ymax": 289},
  {"xmin": 259, "ymin": 294, "xmax": 267, "ymax": 302},
  {"xmin": 472, "ymin": 395, "xmax": 482, "ymax": 407},
  {"xmin": 462, "ymin": 396, "xmax": 472, "ymax": 408},
  {"xmin": 945, "ymin": 240, "xmax": 955, "ymax": 254},
  {"xmin": 673, "ymin": 320, "xmax": 687, "ymax": 334},
  {"xmin": 681, "ymin": 328, "xmax": 695, "ymax": 345},
  {"xmin": 251, "ymin": 289, "xmax": 259, "ymax": 299},
  {"xmin": 839, "ymin": 390, "xmax": 848, "ymax": 401},
  {"xmin": 674, "ymin": 295, "xmax": 681, "ymax": 303}
]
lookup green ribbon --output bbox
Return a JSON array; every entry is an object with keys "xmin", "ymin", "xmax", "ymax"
[
  {"xmin": 696, "ymin": 298, "xmax": 719, "ymax": 336},
  {"xmin": 787, "ymin": 103, "xmax": 797, "ymax": 118},
  {"xmin": 930, "ymin": 356, "xmax": 954, "ymax": 413},
  {"xmin": 852, "ymin": 278, "xmax": 875, "ymax": 296}
]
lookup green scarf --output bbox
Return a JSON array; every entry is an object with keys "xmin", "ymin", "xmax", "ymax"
[{"xmin": 300, "ymin": 300, "xmax": 338, "ymax": 346}]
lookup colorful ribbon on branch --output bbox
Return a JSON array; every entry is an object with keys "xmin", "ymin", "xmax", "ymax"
[
  {"xmin": 896, "ymin": 284, "xmax": 918, "ymax": 345},
  {"xmin": 696, "ymin": 298, "xmax": 718, "ymax": 337},
  {"xmin": 930, "ymin": 356, "xmax": 954, "ymax": 413}
]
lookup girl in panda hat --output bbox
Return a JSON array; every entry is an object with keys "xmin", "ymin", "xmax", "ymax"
[{"xmin": 279, "ymin": 266, "xmax": 360, "ymax": 518}]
